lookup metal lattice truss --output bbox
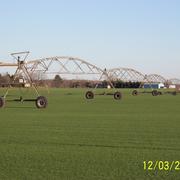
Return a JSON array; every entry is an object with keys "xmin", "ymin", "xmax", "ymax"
[
  {"xmin": 168, "ymin": 78, "xmax": 180, "ymax": 85},
  {"xmin": 145, "ymin": 74, "xmax": 167, "ymax": 83},
  {"xmin": 25, "ymin": 56, "xmax": 113, "ymax": 85},
  {"xmin": 107, "ymin": 68, "xmax": 145, "ymax": 82},
  {"xmin": 27, "ymin": 56, "xmax": 103, "ymax": 75}
]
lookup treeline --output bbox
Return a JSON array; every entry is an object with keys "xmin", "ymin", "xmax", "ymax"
[
  {"xmin": 0, "ymin": 74, "xmax": 141, "ymax": 88},
  {"xmin": 0, "ymin": 73, "xmax": 24, "ymax": 87},
  {"xmin": 98, "ymin": 80, "xmax": 141, "ymax": 88},
  {"xmin": 40, "ymin": 76, "xmax": 141, "ymax": 88},
  {"xmin": 113, "ymin": 81, "xmax": 141, "ymax": 88},
  {"xmin": 0, "ymin": 73, "xmax": 13, "ymax": 87}
]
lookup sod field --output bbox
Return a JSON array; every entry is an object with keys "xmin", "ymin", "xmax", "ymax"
[{"xmin": 0, "ymin": 88, "xmax": 180, "ymax": 180}]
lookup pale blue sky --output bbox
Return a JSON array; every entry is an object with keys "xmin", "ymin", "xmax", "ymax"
[{"xmin": 0, "ymin": 0, "xmax": 180, "ymax": 78}]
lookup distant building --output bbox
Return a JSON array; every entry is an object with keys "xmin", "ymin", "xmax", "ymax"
[
  {"xmin": 168, "ymin": 85, "xmax": 176, "ymax": 89},
  {"xmin": 143, "ymin": 83, "xmax": 165, "ymax": 89},
  {"xmin": 168, "ymin": 84, "xmax": 180, "ymax": 89}
]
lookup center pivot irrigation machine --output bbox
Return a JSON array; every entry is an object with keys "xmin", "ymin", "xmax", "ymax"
[
  {"xmin": 131, "ymin": 74, "xmax": 178, "ymax": 96},
  {"xmin": 0, "ymin": 52, "xmax": 48, "ymax": 109},
  {"xmin": 0, "ymin": 53, "xmax": 122, "ymax": 109},
  {"xmin": 107, "ymin": 68, "xmax": 180, "ymax": 96},
  {"xmin": 1, "ymin": 52, "xmax": 178, "ymax": 108},
  {"xmin": 84, "ymin": 68, "xmax": 122, "ymax": 100},
  {"xmin": 25, "ymin": 56, "xmax": 123, "ymax": 100}
]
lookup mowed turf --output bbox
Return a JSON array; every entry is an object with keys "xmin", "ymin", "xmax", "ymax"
[{"xmin": 0, "ymin": 88, "xmax": 180, "ymax": 180}]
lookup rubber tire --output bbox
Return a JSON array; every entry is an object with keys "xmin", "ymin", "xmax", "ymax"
[
  {"xmin": 132, "ymin": 90, "xmax": 138, "ymax": 96},
  {"xmin": 158, "ymin": 91, "xmax": 162, "ymax": 95},
  {"xmin": 0, "ymin": 97, "xmax": 5, "ymax": 108},
  {"xmin": 114, "ymin": 91, "xmax": 122, "ymax": 100},
  {"xmin": 172, "ymin": 91, "xmax": 177, "ymax": 96},
  {"xmin": 152, "ymin": 90, "xmax": 158, "ymax": 96},
  {"xmin": 85, "ymin": 91, "xmax": 94, "ymax": 99},
  {"xmin": 36, "ymin": 96, "xmax": 48, "ymax": 109}
]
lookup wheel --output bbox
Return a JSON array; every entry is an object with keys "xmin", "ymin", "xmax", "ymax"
[
  {"xmin": 0, "ymin": 97, "xmax": 5, "ymax": 108},
  {"xmin": 114, "ymin": 91, "xmax": 122, "ymax": 100},
  {"xmin": 158, "ymin": 91, "xmax": 162, "ymax": 95},
  {"xmin": 172, "ymin": 91, "xmax": 177, "ymax": 96},
  {"xmin": 36, "ymin": 96, "xmax": 48, "ymax": 109},
  {"xmin": 152, "ymin": 90, "xmax": 158, "ymax": 96},
  {"xmin": 85, "ymin": 91, "xmax": 94, "ymax": 99},
  {"xmin": 132, "ymin": 90, "xmax": 138, "ymax": 96}
]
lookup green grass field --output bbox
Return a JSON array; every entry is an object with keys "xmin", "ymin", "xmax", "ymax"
[{"xmin": 0, "ymin": 88, "xmax": 180, "ymax": 180}]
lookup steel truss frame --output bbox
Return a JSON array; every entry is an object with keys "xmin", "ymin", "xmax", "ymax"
[
  {"xmin": 107, "ymin": 67, "xmax": 145, "ymax": 82},
  {"xmin": 146, "ymin": 74, "xmax": 167, "ymax": 84},
  {"xmin": 26, "ymin": 56, "xmax": 114, "ymax": 88},
  {"xmin": 25, "ymin": 56, "xmax": 122, "ymax": 99}
]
